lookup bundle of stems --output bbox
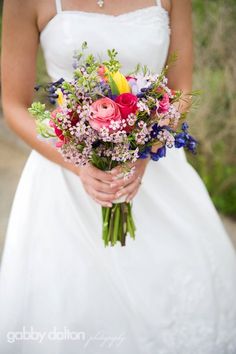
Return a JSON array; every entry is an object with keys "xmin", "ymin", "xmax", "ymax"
[{"xmin": 102, "ymin": 202, "xmax": 136, "ymax": 246}]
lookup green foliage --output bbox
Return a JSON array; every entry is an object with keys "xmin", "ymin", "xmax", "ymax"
[
  {"xmin": 28, "ymin": 102, "xmax": 55, "ymax": 138},
  {"xmin": 190, "ymin": 0, "xmax": 236, "ymax": 217},
  {"xmin": 188, "ymin": 152, "xmax": 236, "ymax": 215},
  {"xmin": 103, "ymin": 48, "xmax": 121, "ymax": 73},
  {"xmin": 28, "ymin": 102, "xmax": 50, "ymax": 122}
]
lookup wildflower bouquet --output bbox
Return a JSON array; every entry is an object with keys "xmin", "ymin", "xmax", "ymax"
[{"xmin": 29, "ymin": 43, "xmax": 197, "ymax": 247}]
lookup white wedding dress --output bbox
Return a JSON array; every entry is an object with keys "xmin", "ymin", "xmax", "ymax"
[{"xmin": 1, "ymin": 0, "xmax": 236, "ymax": 353}]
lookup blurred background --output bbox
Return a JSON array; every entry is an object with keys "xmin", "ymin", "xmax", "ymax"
[{"xmin": 0, "ymin": 0, "xmax": 235, "ymax": 254}]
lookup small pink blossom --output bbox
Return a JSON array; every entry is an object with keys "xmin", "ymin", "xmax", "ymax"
[{"xmin": 158, "ymin": 93, "xmax": 170, "ymax": 113}]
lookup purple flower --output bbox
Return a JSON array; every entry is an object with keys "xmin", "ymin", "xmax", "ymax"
[
  {"xmin": 150, "ymin": 123, "xmax": 162, "ymax": 138},
  {"xmin": 150, "ymin": 146, "xmax": 166, "ymax": 161},
  {"xmin": 174, "ymin": 131, "xmax": 198, "ymax": 153},
  {"xmin": 174, "ymin": 133, "xmax": 186, "ymax": 148},
  {"xmin": 138, "ymin": 146, "xmax": 151, "ymax": 159},
  {"xmin": 186, "ymin": 135, "xmax": 198, "ymax": 153},
  {"xmin": 182, "ymin": 122, "xmax": 189, "ymax": 132}
]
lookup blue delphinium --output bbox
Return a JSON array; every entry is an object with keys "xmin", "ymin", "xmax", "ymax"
[
  {"xmin": 150, "ymin": 146, "xmax": 166, "ymax": 161},
  {"xmin": 150, "ymin": 123, "xmax": 162, "ymax": 138},
  {"xmin": 174, "ymin": 122, "xmax": 197, "ymax": 153},
  {"xmin": 182, "ymin": 122, "xmax": 189, "ymax": 132},
  {"xmin": 34, "ymin": 78, "xmax": 65, "ymax": 105},
  {"xmin": 138, "ymin": 146, "xmax": 151, "ymax": 159},
  {"xmin": 186, "ymin": 137, "xmax": 198, "ymax": 153},
  {"xmin": 174, "ymin": 132, "xmax": 186, "ymax": 148}
]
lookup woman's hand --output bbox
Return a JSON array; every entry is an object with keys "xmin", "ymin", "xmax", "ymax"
[
  {"xmin": 77, "ymin": 164, "xmax": 126, "ymax": 208},
  {"xmin": 111, "ymin": 158, "xmax": 150, "ymax": 203}
]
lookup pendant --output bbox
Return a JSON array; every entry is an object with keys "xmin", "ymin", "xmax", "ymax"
[{"xmin": 97, "ymin": 0, "xmax": 104, "ymax": 7}]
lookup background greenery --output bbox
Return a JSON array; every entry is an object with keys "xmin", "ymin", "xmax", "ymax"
[
  {"xmin": 0, "ymin": 0, "xmax": 235, "ymax": 217},
  {"xmin": 190, "ymin": 0, "xmax": 236, "ymax": 216}
]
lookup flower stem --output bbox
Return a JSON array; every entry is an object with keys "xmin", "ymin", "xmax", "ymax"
[
  {"xmin": 101, "ymin": 202, "xmax": 136, "ymax": 247},
  {"xmin": 102, "ymin": 207, "xmax": 111, "ymax": 246},
  {"xmin": 112, "ymin": 205, "xmax": 120, "ymax": 246}
]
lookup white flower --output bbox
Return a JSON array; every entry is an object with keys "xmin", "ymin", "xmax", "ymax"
[
  {"xmin": 99, "ymin": 126, "xmax": 109, "ymax": 137},
  {"xmin": 109, "ymin": 120, "xmax": 121, "ymax": 131}
]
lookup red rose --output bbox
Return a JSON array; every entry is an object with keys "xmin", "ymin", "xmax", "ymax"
[{"xmin": 115, "ymin": 93, "xmax": 138, "ymax": 119}]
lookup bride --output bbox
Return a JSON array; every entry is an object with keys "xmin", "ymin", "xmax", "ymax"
[{"xmin": 1, "ymin": 0, "xmax": 236, "ymax": 353}]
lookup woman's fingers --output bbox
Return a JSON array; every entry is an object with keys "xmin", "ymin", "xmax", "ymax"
[
  {"xmin": 80, "ymin": 168, "xmax": 118, "ymax": 206},
  {"xmin": 110, "ymin": 165, "xmax": 124, "ymax": 176},
  {"xmin": 83, "ymin": 181, "xmax": 116, "ymax": 202},
  {"xmin": 82, "ymin": 173, "xmax": 121, "ymax": 195},
  {"xmin": 126, "ymin": 187, "xmax": 140, "ymax": 203},
  {"xmin": 84, "ymin": 183, "xmax": 114, "ymax": 207},
  {"xmin": 110, "ymin": 176, "xmax": 130, "ymax": 190},
  {"xmin": 93, "ymin": 198, "xmax": 113, "ymax": 208},
  {"xmin": 80, "ymin": 161, "xmax": 147, "ymax": 207},
  {"xmin": 91, "ymin": 189, "xmax": 116, "ymax": 202},
  {"xmin": 114, "ymin": 177, "xmax": 141, "ymax": 199},
  {"xmin": 86, "ymin": 164, "xmax": 113, "ymax": 183}
]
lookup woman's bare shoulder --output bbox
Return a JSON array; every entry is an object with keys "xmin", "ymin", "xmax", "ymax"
[
  {"xmin": 3, "ymin": 0, "xmax": 37, "ymax": 19},
  {"xmin": 3, "ymin": 0, "xmax": 56, "ymax": 34},
  {"xmin": 161, "ymin": 0, "xmax": 172, "ymax": 14}
]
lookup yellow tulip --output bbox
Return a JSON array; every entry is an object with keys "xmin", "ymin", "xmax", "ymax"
[
  {"xmin": 56, "ymin": 88, "xmax": 64, "ymax": 106},
  {"xmin": 110, "ymin": 71, "xmax": 131, "ymax": 94}
]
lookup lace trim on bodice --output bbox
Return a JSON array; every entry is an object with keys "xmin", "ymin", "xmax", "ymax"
[{"xmin": 40, "ymin": 1, "xmax": 169, "ymax": 37}]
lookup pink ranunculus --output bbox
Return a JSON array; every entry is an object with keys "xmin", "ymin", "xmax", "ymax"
[
  {"xmin": 89, "ymin": 97, "xmax": 121, "ymax": 132},
  {"xmin": 115, "ymin": 93, "xmax": 138, "ymax": 119},
  {"xmin": 158, "ymin": 93, "xmax": 170, "ymax": 113}
]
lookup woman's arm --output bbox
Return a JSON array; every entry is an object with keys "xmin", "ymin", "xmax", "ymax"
[
  {"xmin": 1, "ymin": 0, "xmax": 120, "ymax": 207},
  {"xmin": 166, "ymin": 0, "xmax": 193, "ymax": 111},
  {"xmin": 1, "ymin": 0, "xmax": 78, "ymax": 172}
]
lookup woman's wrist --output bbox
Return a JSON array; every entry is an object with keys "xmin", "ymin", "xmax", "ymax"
[{"xmin": 63, "ymin": 161, "xmax": 81, "ymax": 176}]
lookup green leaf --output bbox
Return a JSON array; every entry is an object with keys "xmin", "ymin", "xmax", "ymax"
[
  {"xmin": 36, "ymin": 120, "xmax": 56, "ymax": 138},
  {"xmin": 107, "ymin": 73, "xmax": 120, "ymax": 95}
]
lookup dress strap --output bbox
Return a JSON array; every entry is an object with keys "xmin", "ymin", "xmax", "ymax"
[
  {"xmin": 156, "ymin": 0, "xmax": 162, "ymax": 7},
  {"xmin": 55, "ymin": 0, "xmax": 62, "ymax": 13}
]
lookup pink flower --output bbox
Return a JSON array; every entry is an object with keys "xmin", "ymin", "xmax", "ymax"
[
  {"xmin": 50, "ymin": 107, "xmax": 79, "ymax": 144},
  {"xmin": 50, "ymin": 107, "xmax": 65, "ymax": 142},
  {"xmin": 158, "ymin": 93, "xmax": 170, "ymax": 113},
  {"xmin": 97, "ymin": 65, "xmax": 108, "ymax": 82},
  {"xmin": 115, "ymin": 93, "xmax": 138, "ymax": 132},
  {"xmin": 89, "ymin": 97, "xmax": 121, "ymax": 132},
  {"xmin": 115, "ymin": 93, "xmax": 138, "ymax": 119}
]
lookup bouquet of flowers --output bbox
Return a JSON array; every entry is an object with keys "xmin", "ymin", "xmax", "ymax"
[{"xmin": 29, "ymin": 42, "xmax": 197, "ymax": 247}]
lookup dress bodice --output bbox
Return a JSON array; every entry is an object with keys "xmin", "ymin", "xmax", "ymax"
[{"xmin": 40, "ymin": 0, "xmax": 170, "ymax": 81}]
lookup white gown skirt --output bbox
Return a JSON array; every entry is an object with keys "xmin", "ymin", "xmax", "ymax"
[{"xmin": 0, "ymin": 148, "xmax": 236, "ymax": 354}]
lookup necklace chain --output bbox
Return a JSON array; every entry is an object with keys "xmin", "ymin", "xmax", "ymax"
[{"xmin": 97, "ymin": 0, "xmax": 105, "ymax": 7}]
